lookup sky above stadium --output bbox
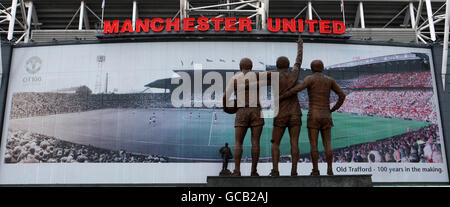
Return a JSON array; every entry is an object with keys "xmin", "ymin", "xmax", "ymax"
[{"xmin": 10, "ymin": 42, "xmax": 432, "ymax": 94}]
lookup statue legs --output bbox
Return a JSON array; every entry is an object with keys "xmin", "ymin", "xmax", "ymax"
[
  {"xmin": 271, "ymin": 126, "xmax": 286, "ymax": 176},
  {"xmin": 233, "ymin": 127, "xmax": 247, "ymax": 175},
  {"xmin": 250, "ymin": 126, "xmax": 263, "ymax": 176},
  {"xmin": 321, "ymin": 128, "xmax": 333, "ymax": 175},
  {"xmin": 222, "ymin": 158, "xmax": 228, "ymax": 171},
  {"xmin": 308, "ymin": 127, "xmax": 333, "ymax": 175},
  {"xmin": 233, "ymin": 126, "xmax": 262, "ymax": 176},
  {"xmin": 271, "ymin": 125, "xmax": 300, "ymax": 176},
  {"xmin": 288, "ymin": 125, "xmax": 301, "ymax": 175}
]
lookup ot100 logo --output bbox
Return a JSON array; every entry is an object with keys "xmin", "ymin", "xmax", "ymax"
[{"xmin": 23, "ymin": 56, "xmax": 43, "ymax": 84}]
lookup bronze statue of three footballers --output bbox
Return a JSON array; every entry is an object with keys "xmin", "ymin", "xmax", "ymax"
[{"xmin": 223, "ymin": 35, "xmax": 346, "ymax": 176}]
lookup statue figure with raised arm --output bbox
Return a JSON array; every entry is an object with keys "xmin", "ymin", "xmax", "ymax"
[{"xmin": 269, "ymin": 35, "xmax": 304, "ymax": 176}]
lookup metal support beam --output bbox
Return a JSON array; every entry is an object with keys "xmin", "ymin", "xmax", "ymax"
[
  {"xmin": 354, "ymin": 4, "xmax": 360, "ymax": 27},
  {"xmin": 293, "ymin": 5, "xmax": 307, "ymax": 19},
  {"xmin": 101, "ymin": 0, "xmax": 105, "ymax": 29},
  {"xmin": 7, "ymin": 0, "xmax": 18, "ymax": 40},
  {"xmin": 78, "ymin": 0, "xmax": 85, "ymax": 30},
  {"xmin": 83, "ymin": 3, "xmax": 90, "ymax": 30},
  {"xmin": 132, "ymin": 0, "xmax": 138, "ymax": 30},
  {"xmin": 0, "ymin": 31, "xmax": 25, "ymax": 33},
  {"xmin": 415, "ymin": 0, "xmax": 424, "ymax": 43},
  {"xmin": 425, "ymin": 0, "xmax": 436, "ymax": 41},
  {"xmin": 65, "ymin": 7, "xmax": 80, "ymax": 30},
  {"xmin": 30, "ymin": 1, "xmax": 39, "ymax": 29},
  {"xmin": 354, "ymin": 2, "xmax": 365, "ymax": 28},
  {"xmin": 383, "ymin": 5, "xmax": 409, "ymax": 28},
  {"xmin": 24, "ymin": 1, "xmax": 32, "ymax": 43},
  {"xmin": 409, "ymin": 2, "xmax": 416, "ymax": 28},
  {"xmin": 261, "ymin": 0, "xmax": 269, "ymax": 30},
  {"xmin": 189, "ymin": 0, "xmax": 257, "ymax": 10},
  {"xmin": 262, "ymin": 0, "xmax": 268, "ymax": 30},
  {"xmin": 415, "ymin": 0, "xmax": 424, "ymax": 29},
  {"xmin": 403, "ymin": 4, "xmax": 411, "ymax": 27},
  {"xmin": 359, "ymin": 2, "xmax": 365, "ymax": 28},
  {"xmin": 307, "ymin": 1, "xmax": 313, "ymax": 20},
  {"xmin": 180, "ymin": 0, "xmax": 187, "ymax": 24},
  {"xmin": 182, "ymin": 0, "xmax": 265, "ymax": 31},
  {"xmin": 419, "ymin": 17, "xmax": 445, "ymax": 31},
  {"xmin": 256, "ymin": 0, "xmax": 261, "ymax": 29},
  {"xmin": 19, "ymin": 0, "xmax": 27, "ymax": 30},
  {"xmin": 442, "ymin": 0, "xmax": 449, "ymax": 90},
  {"xmin": 85, "ymin": 5, "xmax": 102, "ymax": 22},
  {"xmin": 189, "ymin": 9, "xmax": 257, "ymax": 13},
  {"xmin": 311, "ymin": 6, "xmax": 322, "ymax": 20}
]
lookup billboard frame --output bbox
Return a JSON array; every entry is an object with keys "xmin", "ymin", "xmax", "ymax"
[{"xmin": 1, "ymin": 35, "xmax": 448, "ymax": 185}]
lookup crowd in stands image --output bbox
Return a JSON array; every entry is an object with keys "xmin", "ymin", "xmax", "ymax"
[
  {"xmin": 300, "ymin": 125, "xmax": 443, "ymax": 163},
  {"xmin": 4, "ymin": 129, "xmax": 169, "ymax": 163},
  {"xmin": 350, "ymin": 72, "xmax": 432, "ymax": 88},
  {"xmin": 335, "ymin": 89, "xmax": 437, "ymax": 123},
  {"xmin": 9, "ymin": 90, "xmax": 172, "ymax": 119}
]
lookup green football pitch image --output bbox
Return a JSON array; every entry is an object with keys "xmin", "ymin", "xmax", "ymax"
[
  {"xmin": 8, "ymin": 108, "xmax": 431, "ymax": 161},
  {"xmin": 208, "ymin": 109, "xmax": 430, "ymax": 158}
]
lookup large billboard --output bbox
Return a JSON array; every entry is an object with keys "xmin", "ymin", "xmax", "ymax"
[{"xmin": 0, "ymin": 41, "xmax": 447, "ymax": 184}]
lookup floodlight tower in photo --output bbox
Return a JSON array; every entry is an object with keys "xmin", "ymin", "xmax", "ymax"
[{"xmin": 96, "ymin": 55, "xmax": 106, "ymax": 94}]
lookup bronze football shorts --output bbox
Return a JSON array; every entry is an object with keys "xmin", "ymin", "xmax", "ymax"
[
  {"xmin": 274, "ymin": 114, "xmax": 302, "ymax": 127},
  {"xmin": 235, "ymin": 107, "xmax": 264, "ymax": 128},
  {"xmin": 307, "ymin": 111, "xmax": 334, "ymax": 130}
]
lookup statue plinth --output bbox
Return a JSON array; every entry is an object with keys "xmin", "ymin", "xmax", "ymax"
[{"xmin": 206, "ymin": 175, "xmax": 373, "ymax": 187}]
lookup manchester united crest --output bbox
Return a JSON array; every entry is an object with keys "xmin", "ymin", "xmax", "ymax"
[{"xmin": 25, "ymin": 56, "xmax": 42, "ymax": 74}]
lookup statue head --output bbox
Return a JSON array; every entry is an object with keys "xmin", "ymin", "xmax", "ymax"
[
  {"xmin": 239, "ymin": 58, "xmax": 253, "ymax": 72},
  {"xmin": 311, "ymin": 60, "xmax": 324, "ymax": 73},
  {"xmin": 276, "ymin": 56, "xmax": 290, "ymax": 69}
]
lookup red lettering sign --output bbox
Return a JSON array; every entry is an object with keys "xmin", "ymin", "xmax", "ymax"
[
  {"xmin": 135, "ymin": 19, "xmax": 149, "ymax": 33},
  {"xmin": 103, "ymin": 20, "xmax": 120, "ymax": 34},
  {"xmin": 150, "ymin": 18, "xmax": 164, "ymax": 32},
  {"xmin": 166, "ymin": 18, "xmax": 180, "ymax": 32},
  {"xmin": 103, "ymin": 17, "xmax": 346, "ymax": 35}
]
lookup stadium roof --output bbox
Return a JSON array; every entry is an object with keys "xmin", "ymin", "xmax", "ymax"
[
  {"xmin": 0, "ymin": 0, "xmax": 447, "ymax": 43},
  {"xmin": 325, "ymin": 52, "xmax": 424, "ymax": 69},
  {"xmin": 146, "ymin": 69, "xmax": 241, "ymax": 89}
]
